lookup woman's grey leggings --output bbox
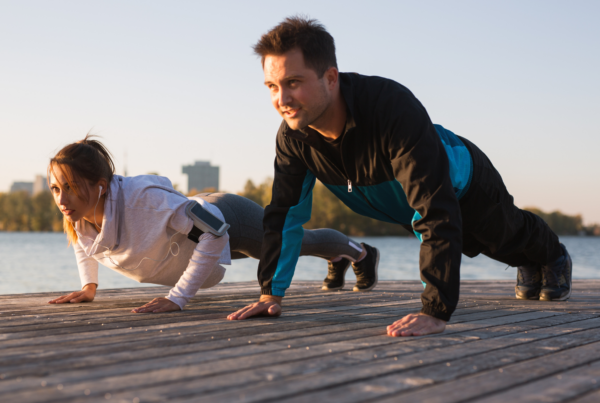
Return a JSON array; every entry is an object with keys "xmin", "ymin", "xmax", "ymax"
[{"xmin": 198, "ymin": 193, "xmax": 363, "ymax": 261}]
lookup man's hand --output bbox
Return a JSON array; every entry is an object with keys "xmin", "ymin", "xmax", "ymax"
[
  {"xmin": 227, "ymin": 295, "xmax": 282, "ymax": 320},
  {"xmin": 387, "ymin": 313, "xmax": 446, "ymax": 337},
  {"xmin": 48, "ymin": 283, "xmax": 96, "ymax": 304},
  {"xmin": 131, "ymin": 297, "xmax": 181, "ymax": 313}
]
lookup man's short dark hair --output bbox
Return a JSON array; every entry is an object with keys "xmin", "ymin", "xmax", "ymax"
[{"xmin": 253, "ymin": 16, "xmax": 337, "ymax": 78}]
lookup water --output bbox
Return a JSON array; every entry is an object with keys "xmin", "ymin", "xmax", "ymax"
[{"xmin": 0, "ymin": 233, "xmax": 598, "ymax": 295}]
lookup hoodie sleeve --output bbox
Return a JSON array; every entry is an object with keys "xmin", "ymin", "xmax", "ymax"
[
  {"xmin": 383, "ymin": 86, "xmax": 462, "ymax": 322},
  {"xmin": 166, "ymin": 231, "xmax": 229, "ymax": 309},
  {"xmin": 73, "ymin": 241, "xmax": 99, "ymax": 288},
  {"xmin": 258, "ymin": 128, "xmax": 316, "ymax": 297}
]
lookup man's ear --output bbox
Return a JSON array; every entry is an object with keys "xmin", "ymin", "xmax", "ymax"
[{"xmin": 324, "ymin": 67, "xmax": 339, "ymax": 89}]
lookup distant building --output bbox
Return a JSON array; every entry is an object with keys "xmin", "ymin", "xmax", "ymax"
[
  {"xmin": 9, "ymin": 175, "xmax": 49, "ymax": 196},
  {"xmin": 10, "ymin": 181, "xmax": 33, "ymax": 195},
  {"xmin": 182, "ymin": 161, "xmax": 219, "ymax": 193},
  {"xmin": 33, "ymin": 175, "xmax": 49, "ymax": 195}
]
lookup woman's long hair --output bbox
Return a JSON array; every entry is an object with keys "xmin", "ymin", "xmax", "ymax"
[{"xmin": 48, "ymin": 135, "xmax": 115, "ymax": 245}]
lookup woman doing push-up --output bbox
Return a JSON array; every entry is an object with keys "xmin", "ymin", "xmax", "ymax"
[{"xmin": 47, "ymin": 136, "xmax": 379, "ymax": 313}]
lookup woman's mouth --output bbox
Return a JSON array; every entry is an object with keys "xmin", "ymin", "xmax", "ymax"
[{"xmin": 62, "ymin": 209, "xmax": 75, "ymax": 216}]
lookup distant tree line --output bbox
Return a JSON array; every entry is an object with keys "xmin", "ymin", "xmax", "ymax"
[
  {"xmin": 0, "ymin": 191, "xmax": 62, "ymax": 232},
  {"xmin": 1, "ymin": 183, "xmax": 599, "ymax": 237}
]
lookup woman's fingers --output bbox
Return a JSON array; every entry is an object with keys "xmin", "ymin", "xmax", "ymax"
[
  {"xmin": 69, "ymin": 292, "xmax": 90, "ymax": 303},
  {"xmin": 49, "ymin": 292, "xmax": 79, "ymax": 304},
  {"xmin": 151, "ymin": 300, "xmax": 181, "ymax": 313}
]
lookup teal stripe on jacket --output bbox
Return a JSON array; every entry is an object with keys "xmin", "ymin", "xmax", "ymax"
[{"xmin": 272, "ymin": 170, "xmax": 316, "ymax": 297}]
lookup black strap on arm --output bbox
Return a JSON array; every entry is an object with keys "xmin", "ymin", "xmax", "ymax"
[{"xmin": 187, "ymin": 225, "xmax": 204, "ymax": 243}]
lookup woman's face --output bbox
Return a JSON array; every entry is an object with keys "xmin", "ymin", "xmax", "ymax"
[{"xmin": 49, "ymin": 166, "xmax": 103, "ymax": 224}]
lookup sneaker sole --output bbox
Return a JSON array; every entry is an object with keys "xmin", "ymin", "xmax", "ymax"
[
  {"xmin": 540, "ymin": 245, "xmax": 573, "ymax": 301},
  {"xmin": 353, "ymin": 247, "xmax": 379, "ymax": 292},
  {"xmin": 515, "ymin": 290, "xmax": 540, "ymax": 300},
  {"xmin": 515, "ymin": 286, "xmax": 540, "ymax": 300},
  {"xmin": 322, "ymin": 262, "xmax": 351, "ymax": 291}
]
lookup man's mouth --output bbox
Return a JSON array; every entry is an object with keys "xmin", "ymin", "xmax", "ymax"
[{"xmin": 282, "ymin": 108, "xmax": 300, "ymax": 118}]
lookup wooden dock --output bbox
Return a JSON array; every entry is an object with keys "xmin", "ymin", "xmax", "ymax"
[{"xmin": 1, "ymin": 280, "xmax": 600, "ymax": 402}]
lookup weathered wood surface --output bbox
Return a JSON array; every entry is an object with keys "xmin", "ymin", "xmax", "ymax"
[{"xmin": 1, "ymin": 280, "xmax": 599, "ymax": 402}]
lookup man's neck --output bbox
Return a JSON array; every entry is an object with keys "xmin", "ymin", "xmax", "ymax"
[{"xmin": 308, "ymin": 87, "xmax": 347, "ymax": 141}]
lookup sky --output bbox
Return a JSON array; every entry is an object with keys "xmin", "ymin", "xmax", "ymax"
[{"xmin": 1, "ymin": 0, "xmax": 599, "ymax": 223}]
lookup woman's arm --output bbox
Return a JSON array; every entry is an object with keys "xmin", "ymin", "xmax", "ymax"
[
  {"xmin": 132, "ymin": 231, "xmax": 229, "ymax": 313},
  {"xmin": 49, "ymin": 242, "xmax": 99, "ymax": 304}
]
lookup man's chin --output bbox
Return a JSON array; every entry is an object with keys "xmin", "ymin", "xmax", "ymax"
[{"xmin": 283, "ymin": 116, "xmax": 308, "ymax": 131}]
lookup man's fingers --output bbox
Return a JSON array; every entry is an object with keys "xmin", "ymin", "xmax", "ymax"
[
  {"xmin": 267, "ymin": 304, "xmax": 281, "ymax": 317},
  {"xmin": 228, "ymin": 304, "xmax": 261, "ymax": 320},
  {"xmin": 228, "ymin": 302, "xmax": 277, "ymax": 320},
  {"xmin": 237, "ymin": 305, "xmax": 265, "ymax": 319},
  {"xmin": 387, "ymin": 314, "xmax": 447, "ymax": 337}
]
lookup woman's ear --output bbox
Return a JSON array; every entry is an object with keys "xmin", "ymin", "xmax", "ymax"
[{"xmin": 98, "ymin": 179, "xmax": 108, "ymax": 196}]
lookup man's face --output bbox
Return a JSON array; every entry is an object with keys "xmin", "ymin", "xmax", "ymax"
[{"xmin": 263, "ymin": 48, "xmax": 332, "ymax": 131}]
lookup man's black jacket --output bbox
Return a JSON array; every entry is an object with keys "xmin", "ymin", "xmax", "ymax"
[{"xmin": 257, "ymin": 72, "xmax": 473, "ymax": 321}]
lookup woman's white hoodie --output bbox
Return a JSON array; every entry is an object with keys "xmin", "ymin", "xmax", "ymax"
[{"xmin": 73, "ymin": 174, "xmax": 230, "ymax": 309}]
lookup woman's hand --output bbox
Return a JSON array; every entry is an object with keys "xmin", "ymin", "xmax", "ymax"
[
  {"xmin": 132, "ymin": 297, "xmax": 181, "ymax": 313},
  {"xmin": 48, "ymin": 283, "xmax": 97, "ymax": 304}
]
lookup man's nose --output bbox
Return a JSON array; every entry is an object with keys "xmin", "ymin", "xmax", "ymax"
[{"xmin": 277, "ymin": 87, "xmax": 292, "ymax": 108}]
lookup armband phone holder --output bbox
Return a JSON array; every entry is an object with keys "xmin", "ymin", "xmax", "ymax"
[{"xmin": 185, "ymin": 201, "xmax": 230, "ymax": 238}]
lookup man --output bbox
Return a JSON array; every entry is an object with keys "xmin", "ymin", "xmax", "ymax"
[{"xmin": 227, "ymin": 17, "xmax": 572, "ymax": 337}]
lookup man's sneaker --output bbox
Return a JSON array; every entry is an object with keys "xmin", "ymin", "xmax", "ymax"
[
  {"xmin": 352, "ymin": 243, "xmax": 379, "ymax": 292},
  {"xmin": 515, "ymin": 263, "xmax": 542, "ymax": 300},
  {"xmin": 322, "ymin": 258, "xmax": 351, "ymax": 291},
  {"xmin": 540, "ymin": 243, "xmax": 572, "ymax": 301}
]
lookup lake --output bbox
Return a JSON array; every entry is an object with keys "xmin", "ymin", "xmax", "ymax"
[{"xmin": 0, "ymin": 233, "xmax": 598, "ymax": 295}]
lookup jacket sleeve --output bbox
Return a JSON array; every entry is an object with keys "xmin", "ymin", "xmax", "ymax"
[
  {"xmin": 258, "ymin": 129, "xmax": 316, "ymax": 297},
  {"xmin": 384, "ymin": 90, "xmax": 462, "ymax": 322}
]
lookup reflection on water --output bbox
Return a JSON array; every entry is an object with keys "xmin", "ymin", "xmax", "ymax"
[{"xmin": 0, "ymin": 233, "xmax": 598, "ymax": 295}]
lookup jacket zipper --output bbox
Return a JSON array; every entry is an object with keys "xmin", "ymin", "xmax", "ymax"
[{"xmin": 338, "ymin": 133, "xmax": 403, "ymax": 224}]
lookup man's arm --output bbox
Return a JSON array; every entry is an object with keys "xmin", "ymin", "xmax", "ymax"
[
  {"xmin": 385, "ymin": 91, "xmax": 463, "ymax": 324},
  {"xmin": 228, "ymin": 127, "xmax": 315, "ymax": 320}
]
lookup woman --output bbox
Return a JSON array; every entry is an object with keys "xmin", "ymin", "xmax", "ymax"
[{"xmin": 48, "ymin": 136, "xmax": 377, "ymax": 313}]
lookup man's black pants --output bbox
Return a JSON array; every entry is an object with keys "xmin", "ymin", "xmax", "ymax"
[{"xmin": 458, "ymin": 137, "xmax": 562, "ymax": 267}]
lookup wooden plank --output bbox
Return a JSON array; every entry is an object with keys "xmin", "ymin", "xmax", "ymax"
[
  {"xmin": 0, "ymin": 312, "xmax": 572, "ymax": 401},
  {"xmin": 173, "ymin": 317, "xmax": 600, "ymax": 403},
  {"xmin": 0, "ymin": 280, "xmax": 599, "ymax": 403},
  {"xmin": 470, "ymin": 357, "xmax": 600, "ymax": 403}
]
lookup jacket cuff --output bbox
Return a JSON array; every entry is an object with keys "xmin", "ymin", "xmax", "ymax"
[
  {"xmin": 261, "ymin": 287, "xmax": 286, "ymax": 297},
  {"xmin": 420, "ymin": 305, "xmax": 451, "ymax": 322}
]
